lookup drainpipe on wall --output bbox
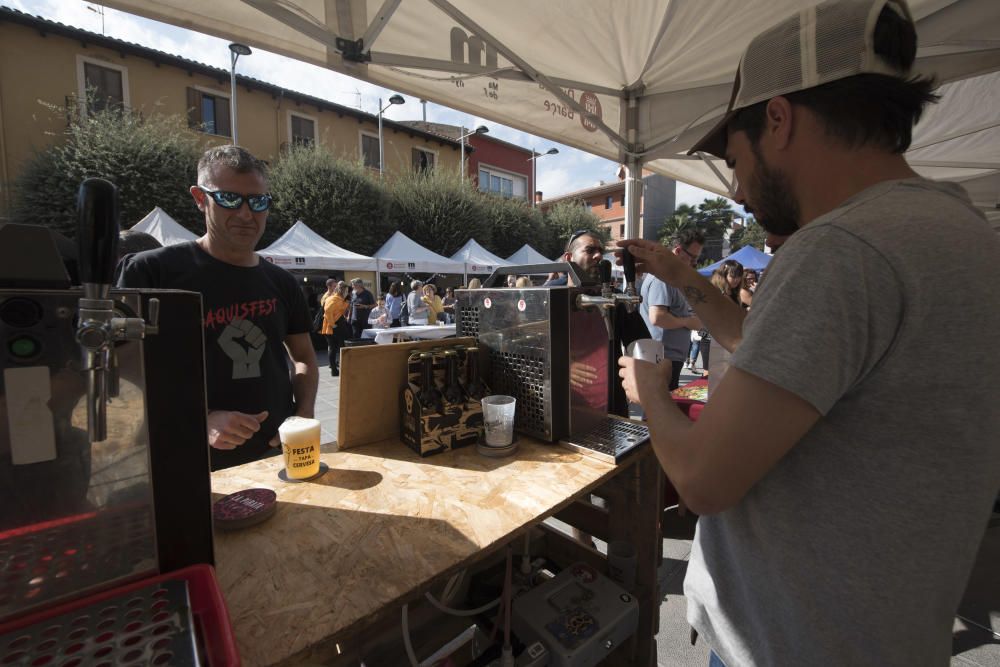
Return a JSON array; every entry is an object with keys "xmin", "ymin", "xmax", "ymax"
[
  {"xmin": 0, "ymin": 80, "xmax": 10, "ymax": 220},
  {"xmin": 274, "ymin": 90, "xmax": 284, "ymax": 155}
]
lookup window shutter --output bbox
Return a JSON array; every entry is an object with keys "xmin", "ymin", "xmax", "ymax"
[
  {"xmin": 216, "ymin": 97, "xmax": 231, "ymax": 138},
  {"xmin": 186, "ymin": 87, "xmax": 201, "ymax": 129},
  {"xmin": 411, "ymin": 147, "xmax": 420, "ymax": 170}
]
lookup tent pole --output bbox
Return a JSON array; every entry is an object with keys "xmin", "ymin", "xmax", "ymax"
[{"xmin": 624, "ymin": 156, "xmax": 644, "ymax": 239}]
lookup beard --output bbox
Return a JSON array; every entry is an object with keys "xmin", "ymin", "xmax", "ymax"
[{"xmin": 746, "ymin": 150, "xmax": 800, "ymax": 237}]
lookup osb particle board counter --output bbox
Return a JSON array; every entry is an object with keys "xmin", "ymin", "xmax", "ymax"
[{"xmin": 211, "ymin": 437, "xmax": 660, "ymax": 666}]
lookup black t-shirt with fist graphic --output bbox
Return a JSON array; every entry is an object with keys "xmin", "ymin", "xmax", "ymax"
[{"xmin": 118, "ymin": 241, "xmax": 310, "ymax": 470}]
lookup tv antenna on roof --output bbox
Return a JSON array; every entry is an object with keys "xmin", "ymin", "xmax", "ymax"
[{"xmin": 86, "ymin": 4, "xmax": 106, "ymax": 35}]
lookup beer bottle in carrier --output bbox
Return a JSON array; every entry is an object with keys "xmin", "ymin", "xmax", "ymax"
[
  {"xmin": 442, "ymin": 350, "xmax": 464, "ymax": 406},
  {"xmin": 417, "ymin": 353, "xmax": 442, "ymax": 412},
  {"xmin": 463, "ymin": 346, "xmax": 489, "ymax": 401}
]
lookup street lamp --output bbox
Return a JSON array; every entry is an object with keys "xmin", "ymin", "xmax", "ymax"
[
  {"xmin": 228, "ymin": 43, "xmax": 252, "ymax": 145},
  {"xmin": 527, "ymin": 147, "xmax": 559, "ymax": 207},
  {"xmin": 458, "ymin": 125, "xmax": 489, "ymax": 181},
  {"xmin": 377, "ymin": 94, "xmax": 405, "ymax": 178}
]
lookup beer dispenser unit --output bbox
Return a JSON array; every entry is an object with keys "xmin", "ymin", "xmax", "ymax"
[
  {"xmin": 456, "ymin": 253, "xmax": 650, "ymax": 463},
  {"xmin": 0, "ymin": 179, "xmax": 213, "ymax": 624}
]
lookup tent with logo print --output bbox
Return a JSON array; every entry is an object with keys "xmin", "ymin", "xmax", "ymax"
[
  {"xmin": 258, "ymin": 220, "xmax": 377, "ymax": 271},
  {"xmin": 374, "ymin": 231, "xmax": 465, "ymax": 275},
  {"xmin": 103, "ymin": 0, "xmax": 1000, "ymax": 235},
  {"xmin": 450, "ymin": 238, "xmax": 510, "ymax": 282}
]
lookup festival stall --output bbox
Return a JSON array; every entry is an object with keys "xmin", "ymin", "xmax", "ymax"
[
  {"xmin": 450, "ymin": 238, "xmax": 510, "ymax": 283},
  {"xmin": 130, "ymin": 206, "xmax": 197, "ymax": 246}
]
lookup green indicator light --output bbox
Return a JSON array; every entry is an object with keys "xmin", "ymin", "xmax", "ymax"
[{"xmin": 9, "ymin": 336, "xmax": 39, "ymax": 358}]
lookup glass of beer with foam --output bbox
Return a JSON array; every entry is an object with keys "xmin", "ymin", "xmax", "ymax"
[{"xmin": 277, "ymin": 417, "xmax": 322, "ymax": 479}]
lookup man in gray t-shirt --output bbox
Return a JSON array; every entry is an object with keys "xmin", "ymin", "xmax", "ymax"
[
  {"xmin": 638, "ymin": 229, "xmax": 704, "ymax": 390},
  {"xmin": 617, "ymin": 2, "xmax": 1000, "ymax": 666}
]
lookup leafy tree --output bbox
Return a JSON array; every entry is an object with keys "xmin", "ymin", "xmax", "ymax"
[
  {"xmin": 266, "ymin": 144, "xmax": 389, "ymax": 253},
  {"xmin": 477, "ymin": 193, "xmax": 546, "ymax": 259},
  {"xmin": 657, "ymin": 212, "xmax": 698, "ymax": 245},
  {"xmin": 729, "ymin": 218, "xmax": 768, "ymax": 251},
  {"xmin": 695, "ymin": 197, "xmax": 737, "ymax": 238},
  {"xmin": 384, "ymin": 168, "xmax": 494, "ymax": 256},
  {"xmin": 540, "ymin": 200, "xmax": 606, "ymax": 258},
  {"xmin": 12, "ymin": 99, "xmax": 202, "ymax": 237}
]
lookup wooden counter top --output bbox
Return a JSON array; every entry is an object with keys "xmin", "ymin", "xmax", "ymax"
[{"xmin": 211, "ymin": 437, "xmax": 619, "ymax": 666}]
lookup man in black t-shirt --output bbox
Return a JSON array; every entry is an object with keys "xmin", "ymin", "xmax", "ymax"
[
  {"xmin": 118, "ymin": 145, "xmax": 318, "ymax": 470},
  {"xmin": 348, "ymin": 278, "xmax": 375, "ymax": 339}
]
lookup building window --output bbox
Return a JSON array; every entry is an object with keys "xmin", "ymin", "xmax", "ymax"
[
  {"xmin": 620, "ymin": 194, "xmax": 626, "ymax": 206},
  {"xmin": 584, "ymin": 201, "xmax": 592, "ymax": 209},
  {"xmin": 478, "ymin": 166, "xmax": 526, "ymax": 199},
  {"xmin": 619, "ymin": 224, "xmax": 625, "ymax": 238},
  {"xmin": 76, "ymin": 56, "xmax": 129, "ymax": 115},
  {"xmin": 361, "ymin": 133, "xmax": 380, "ymax": 169},
  {"xmin": 412, "ymin": 148, "xmax": 436, "ymax": 172},
  {"xmin": 186, "ymin": 87, "xmax": 230, "ymax": 136},
  {"xmin": 290, "ymin": 113, "xmax": 315, "ymax": 146},
  {"xmin": 605, "ymin": 196, "xmax": 613, "ymax": 209}
]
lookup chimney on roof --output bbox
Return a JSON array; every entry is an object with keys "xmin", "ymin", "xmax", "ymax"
[
  {"xmin": 535, "ymin": 191, "xmax": 543, "ymax": 205},
  {"xmin": 420, "ymin": 99, "xmax": 427, "ymax": 122}
]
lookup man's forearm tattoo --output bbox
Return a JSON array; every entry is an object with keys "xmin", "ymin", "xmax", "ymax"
[{"xmin": 683, "ymin": 285, "xmax": 707, "ymax": 305}]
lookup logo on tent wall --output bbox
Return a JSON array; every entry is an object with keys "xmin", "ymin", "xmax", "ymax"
[
  {"xmin": 580, "ymin": 92, "xmax": 602, "ymax": 132},
  {"xmin": 264, "ymin": 256, "xmax": 274, "ymax": 263},
  {"xmin": 295, "ymin": 257, "xmax": 305, "ymax": 265},
  {"xmin": 408, "ymin": 262, "xmax": 416, "ymax": 269}
]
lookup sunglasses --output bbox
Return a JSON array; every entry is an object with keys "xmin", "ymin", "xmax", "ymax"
[
  {"xmin": 567, "ymin": 229, "xmax": 604, "ymax": 253},
  {"xmin": 198, "ymin": 187, "xmax": 272, "ymax": 212}
]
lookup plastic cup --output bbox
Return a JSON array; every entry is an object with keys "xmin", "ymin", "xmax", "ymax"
[
  {"xmin": 277, "ymin": 417, "xmax": 321, "ymax": 479},
  {"xmin": 481, "ymin": 395, "xmax": 516, "ymax": 446},
  {"xmin": 607, "ymin": 540, "xmax": 637, "ymax": 590},
  {"xmin": 627, "ymin": 338, "xmax": 663, "ymax": 364}
]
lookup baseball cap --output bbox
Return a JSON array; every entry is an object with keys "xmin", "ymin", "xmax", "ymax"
[{"xmin": 688, "ymin": 0, "xmax": 915, "ymax": 158}]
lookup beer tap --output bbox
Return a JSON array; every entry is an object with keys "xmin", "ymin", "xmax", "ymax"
[
  {"xmin": 75, "ymin": 178, "xmax": 159, "ymax": 442},
  {"xmin": 618, "ymin": 247, "xmax": 641, "ymax": 313}
]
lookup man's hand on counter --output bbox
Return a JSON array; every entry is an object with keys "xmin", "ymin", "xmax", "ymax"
[{"xmin": 207, "ymin": 410, "xmax": 268, "ymax": 450}]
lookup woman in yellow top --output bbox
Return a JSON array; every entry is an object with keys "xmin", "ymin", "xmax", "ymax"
[
  {"xmin": 321, "ymin": 283, "xmax": 350, "ymax": 376},
  {"xmin": 421, "ymin": 284, "xmax": 445, "ymax": 324}
]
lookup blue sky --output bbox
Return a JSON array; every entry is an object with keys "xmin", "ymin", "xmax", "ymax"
[{"xmin": 4, "ymin": 0, "xmax": 734, "ymax": 208}]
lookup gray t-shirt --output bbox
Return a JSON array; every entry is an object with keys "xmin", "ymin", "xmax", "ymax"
[
  {"xmin": 639, "ymin": 275, "xmax": 693, "ymax": 361},
  {"xmin": 685, "ymin": 178, "xmax": 1000, "ymax": 666}
]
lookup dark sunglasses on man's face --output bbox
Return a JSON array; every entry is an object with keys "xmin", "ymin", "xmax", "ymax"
[{"xmin": 198, "ymin": 187, "xmax": 272, "ymax": 212}]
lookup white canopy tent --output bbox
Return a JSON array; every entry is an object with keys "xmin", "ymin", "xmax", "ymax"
[
  {"xmin": 506, "ymin": 244, "xmax": 552, "ymax": 266},
  {"xmin": 130, "ymin": 206, "xmax": 197, "ymax": 246},
  {"xmin": 103, "ymin": 0, "xmax": 1000, "ymax": 233},
  {"xmin": 374, "ymin": 231, "xmax": 465, "ymax": 274},
  {"xmin": 258, "ymin": 220, "xmax": 377, "ymax": 270},
  {"xmin": 450, "ymin": 238, "xmax": 509, "ymax": 282}
]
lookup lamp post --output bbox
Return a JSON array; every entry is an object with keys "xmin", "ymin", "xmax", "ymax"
[
  {"xmin": 228, "ymin": 43, "xmax": 252, "ymax": 145},
  {"xmin": 458, "ymin": 125, "xmax": 489, "ymax": 181},
  {"xmin": 528, "ymin": 147, "xmax": 559, "ymax": 207},
  {"xmin": 377, "ymin": 94, "xmax": 405, "ymax": 179}
]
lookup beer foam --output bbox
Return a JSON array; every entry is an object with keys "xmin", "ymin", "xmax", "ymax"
[{"xmin": 278, "ymin": 416, "xmax": 320, "ymax": 440}]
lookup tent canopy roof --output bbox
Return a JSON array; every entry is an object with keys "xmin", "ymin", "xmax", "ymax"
[
  {"xmin": 259, "ymin": 220, "xmax": 377, "ymax": 270},
  {"xmin": 506, "ymin": 244, "xmax": 552, "ymax": 266},
  {"xmin": 450, "ymin": 239, "xmax": 510, "ymax": 272},
  {"xmin": 130, "ymin": 206, "xmax": 197, "ymax": 246},
  {"xmin": 375, "ymin": 231, "xmax": 465, "ymax": 273},
  {"xmin": 698, "ymin": 245, "xmax": 773, "ymax": 276},
  {"xmin": 102, "ymin": 0, "xmax": 1000, "ymax": 210}
]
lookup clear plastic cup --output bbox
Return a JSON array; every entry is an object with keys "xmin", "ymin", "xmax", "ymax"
[{"xmin": 481, "ymin": 395, "xmax": 516, "ymax": 446}]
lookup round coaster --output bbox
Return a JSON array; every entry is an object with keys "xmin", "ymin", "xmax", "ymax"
[
  {"xmin": 477, "ymin": 437, "xmax": 519, "ymax": 458},
  {"xmin": 278, "ymin": 461, "xmax": 329, "ymax": 483},
  {"xmin": 213, "ymin": 488, "xmax": 277, "ymax": 531}
]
